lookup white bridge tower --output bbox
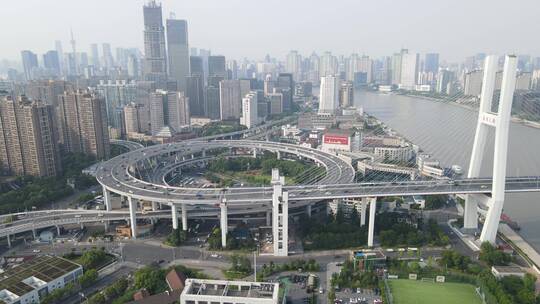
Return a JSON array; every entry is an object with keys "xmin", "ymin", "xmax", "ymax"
[{"xmin": 464, "ymin": 55, "xmax": 517, "ymax": 244}]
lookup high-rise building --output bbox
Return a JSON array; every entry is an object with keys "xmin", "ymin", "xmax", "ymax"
[
  {"xmin": 286, "ymin": 50, "xmax": 302, "ymax": 81},
  {"xmin": 57, "ymin": 91, "xmax": 110, "ymax": 159},
  {"xmin": 339, "ymin": 81, "xmax": 354, "ymax": 107},
  {"xmin": 96, "ymin": 80, "xmax": 137, "ymax": 130},
  {"xmin": 463, "ymin": 70, "xmax": 483, "ymax": 97},
  {"xmin": 102, "ymin": 43, "xmax": 114, "ymax": 69},
  {"xmin": 391, "ymin": 49, "xmax": 408, "ymax": 86},
  {"xmin": 208, "ymin": 56, "xmax": 227, "ymax": 79},
  {"xmin": 205, "ymin": 86, "xmax": 221, "ymax": 120},
  {"xmin": 143, "ymin": 1, "xmax": 168, "ymax": 88},
  {"xmin": 0, "ymin": 96, "xmax": 62, "ymax": 177},
  {"xmin": 25, "ymin": 80, "xmax": 72, "ymax": 107},
  {"xmin": 21, "ymin": 50, "xmax": 38, "ymax": 81},
  {"xmin": 55, "ymin": 40, "xmax": 65, "ymax": 76},
  {"xmin": 424, "ymin": 53, "xmax": 439, "ymax": 74},
  {"xmin": 43, "ymin": 51, "xmax": 61, "ymax": 76},
  {"xmin": 240, "ymin": 91, "xmax": 258, "ymax": 129},
  {"xmin": 436, "ymin": 69, "xmax": 454, "ymax": 95},
  {"xmin": 219, "ymin": 80, "xmax": 250, "ymax": 120},
  {"xmin": 167, "ymin": 91, "xmax": 190, "ymax": 131},
  {"xmin": 167, "ymin": 19, "xmax": 190, "ymax": 93},
  {"xmin": 186, "ymin": 76, "xmax": 205, "ymax": 117},
  {"xmin": 319, "ymin": 75, "xmax": 340, "ymax": 114},
  {"xmin": 267, "ymin": 93, "xmax": 283, "ymax": 115},
  {"xmin": 123, "ymin": 102, "xmax": 149, "ymax": 134},
  {"xmin": 276, "ymin": 73, "xmax": 293, "ymax": 111},
  {"xmin": 149, "ymin": 90, "xmax": 167, "ymax": 135},
  {"xmin": 190, "ymin": 56, "xmax": 204, "ymax": 77},
  {"xmin": 90, "ymin": 43, "xmax": 100, "ymax": 68},
  {"xmin": 320, "ymin": 52, "xmax": 337, "ymax": 77},
  {"xmin": 400, "ymin": 53, "xmax": 419, "ymax": 90}
]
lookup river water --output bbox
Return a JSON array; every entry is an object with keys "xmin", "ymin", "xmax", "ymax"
[{"xmin": 354, "ymin": 90, "xmax": 540, "ymax": 251}]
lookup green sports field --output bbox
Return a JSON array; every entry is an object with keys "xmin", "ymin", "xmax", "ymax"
[{"xmin": 388, "ymin": 279, "xmax": 482, "ymax": 304}]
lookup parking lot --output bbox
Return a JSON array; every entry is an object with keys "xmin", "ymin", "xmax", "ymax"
[{"xmin": 334, "ymin": 288, "xmax": 381, "ymax": 304}]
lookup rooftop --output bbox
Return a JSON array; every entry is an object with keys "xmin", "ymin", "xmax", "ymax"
[
  {"xmin": 182, "ymin": 279, "xmax": 278, "ymax": 300},
  {"xmin": 0, "ymin": 256, "xmax": 81, "ymax": 297}
]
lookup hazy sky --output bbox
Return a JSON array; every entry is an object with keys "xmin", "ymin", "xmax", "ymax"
[{"xmin": 1, "ymin": 0, "xmax": 539, "ymax": 62}]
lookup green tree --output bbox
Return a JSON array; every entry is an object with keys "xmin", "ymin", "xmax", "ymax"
[
  {"xmin": 479, "ymin": 242, "xmax": 511, "ymax": 266},
  {"xmin": 78, "ymin": 269, "xmax": 98, "ymax": 288},
  {"xmin": 134, "ymin": 266, "xmax": 167, "ymax": 294}
]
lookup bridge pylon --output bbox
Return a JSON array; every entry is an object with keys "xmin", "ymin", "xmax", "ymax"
[{"xmin": 464, "ymin": 55, "xmax": 517, "ymax": 244}]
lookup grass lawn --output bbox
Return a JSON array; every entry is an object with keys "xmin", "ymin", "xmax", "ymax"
[{"xmin": 389, "ymin": 279, "xmax": 482, "ymax": 304}]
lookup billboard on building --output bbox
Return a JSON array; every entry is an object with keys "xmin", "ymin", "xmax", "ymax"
[{"xmin": 324, "ymin": 135, "xmax": 349, "ymax": 145}]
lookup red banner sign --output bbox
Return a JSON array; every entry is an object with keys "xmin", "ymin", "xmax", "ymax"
[{"xmin": 324, "ymin": 135, "xmax": 349, "ymax": 145}]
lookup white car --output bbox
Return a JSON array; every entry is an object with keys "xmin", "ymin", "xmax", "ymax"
[{"xmin": 32, "ymin": 249, "xmax": 41, "ymax": 253}]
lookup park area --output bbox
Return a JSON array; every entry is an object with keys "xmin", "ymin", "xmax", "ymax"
[{"xmin": 388, "ymin": 279, "xmax": 482, "ymax": 304}]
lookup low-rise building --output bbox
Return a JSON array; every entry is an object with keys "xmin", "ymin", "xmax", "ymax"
[
  {"xmin": 180, "ymin": 279, "xmax": 279, "ymax": 304},
  {"xmin": 0, "ymin": 256, "xmax": 83, "ymax": 304},
  {"xmin": 374, "ymin": 146, "xmax": 414, "ymax": 163},
  {"xmin": 491, "ymin": 266, "xmax": 526, "ymax": 279}
]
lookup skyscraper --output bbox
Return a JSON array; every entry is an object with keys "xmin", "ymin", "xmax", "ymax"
[
  {"xmin": 400, "ymin": 53, "xmax": 419, "ymax": 90},
  {"xmin": 319, "ymin": 75, "xmax": 340, "ymax": 114},
  {"xmin": 143, "ymin": 1, "xmax": 167, "ymax": 89},
  {"xmin": 21, "ymin": 50, "xmax": 38, "ymax": 81},
  {"xmin": 0, "ymin": 96, "xmax": 62, "ymax": 177},
  {"xmin": 167, "ymin": 19, "xmax": 190, "ymax": 93},
  {"xmin": 57, "ymin": 91, "xmax": 110, "ymax": 159}
]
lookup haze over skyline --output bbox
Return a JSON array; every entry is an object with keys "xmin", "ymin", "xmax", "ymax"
[{"xmin": 1, "ymin": 0, "xmax": 539, "ymax": 62}]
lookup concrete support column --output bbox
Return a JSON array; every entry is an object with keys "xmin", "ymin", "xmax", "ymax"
[
  {"xmin": 463, "ymin": 196, "xmax": 478, "ymax": 230},
  {"xmin": 191, "ymin": 154, "xmax": 194, "ymax": 159},
  {"xmin": 220, "ymin": 201, "xmax": 228, "ymax": 248},
  {"xmin": 104, "ymin": 221, "xmax": 109, "ymax": 232},
  {"xmin": 266, "ymin": 210, "xmax": 272, "ymax": 226},
  {"xmin": 272, "ymin": 169, "xmax": 288, "ymax": 256},
  {"xmin": 103, "ymin": 186, "xmax": 112, "ymax": 211},
  {"xmin": 171, "ymin": 204, "xmax": 178, "ymax": 230},
  {"xmin": 6, "ymin": 235, "xmax": 11, "ymax": 248},
  {"xmin": 276, "ymin": 151, "xmax": 281, "ymax": 160},
  {"xmin": 128, "ymin": 196, "xmax": 137, "ymax": 239},
  {"xmin": 360, "ymin": 198, "xmax": 368, "ymax": 227},
  {"xmin": 181, "ymin": 204, "xmax": 188, "ymax": 231},
  {"xmin": 368, "ymin": 198, "xmax": 376, "ymax": 247},
  {"xmin": 56, "ymin": 225, "xmax": 61, "ymax": 236},
  {"xmin": 32, "ymin": 229, "xmax": 36, "ymax": 240},
  {"xmin": 152, "ymin": 201, "xmax": 158, "ymax": 211},
  {"xmin": 253, "ymin": 148, "xmax": 258, "ymax": 158},
  {"xmin": 202, "ymin": 150, "xmax": 206, "ymax": 157},
  {"xmin": 80, "ymin": 223, "xmax": 84, "ymax": 230},
  {"xmin": 306, "ymin": 204, "xmax": 312, "ymax": 218}
]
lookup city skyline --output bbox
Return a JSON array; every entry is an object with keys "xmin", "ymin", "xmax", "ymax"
[{"xmin": 1, "ymin": 0, "xmax": 539, "ymax": 63}]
